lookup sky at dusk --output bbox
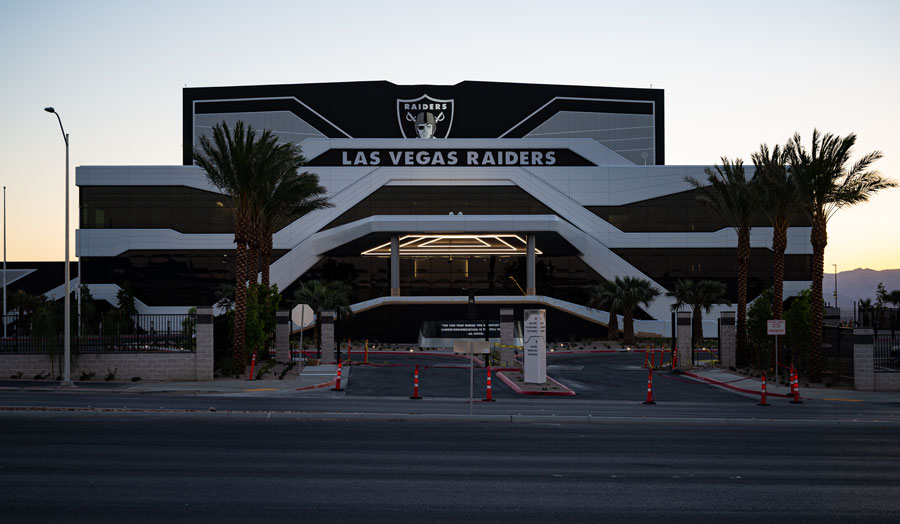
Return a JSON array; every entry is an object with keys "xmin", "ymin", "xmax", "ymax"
[{"xmin": 1, "ymin": 0, "xmax": 898, "ymax": 272}]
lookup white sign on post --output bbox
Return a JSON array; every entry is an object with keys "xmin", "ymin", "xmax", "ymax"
[
  {"xmin": 523, "ymin": 309, "xmax": 546, "ymax": 384},
  {"xmin": 767, "ymin": 319, "xmax": 786, "ymax": 336}
]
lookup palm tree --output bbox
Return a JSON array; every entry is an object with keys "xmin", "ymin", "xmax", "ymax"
[
  {"xmin": 294, "ymin": 280, "xmax": 352, "ymax": 359},
  {"xmin": 858, "ymin": 298, "xmax": 873, "ymax": 327},
  {"xmin": 194, "ymin": 121, "xmax": 265, "ymax": 368},
  {"xmin": 787, "ymin": 130, "xmax": 895, "ymax": 382},
  {"xmin": 752, "ymin": 143, "xmax": 800, "ymax": 372},
  {"xmin": 686, "ymin": 157, "xmax": 760, "ymax": 367},
  {"xmin": 617, "ymin": 276, "xmax": 661, "ymax": 345},
  {"xmin": 588, "ymin": 279, "xmax": 624, "ymax": 341},
  {"xmin": 667, "ymin": 279, "xmax": 728, "ymax": 348},
  {"xmin": 252, "ymin": 143, "xmax": 331, "ymax": 287},
  {"xmin": 752, "ymin": 143, "xmax": 799, "ymax": 321}
]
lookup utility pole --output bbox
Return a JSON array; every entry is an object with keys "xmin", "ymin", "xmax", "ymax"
[{"xmin": 833, "ymin": 264, "xmax": 838, "ymax": 308}]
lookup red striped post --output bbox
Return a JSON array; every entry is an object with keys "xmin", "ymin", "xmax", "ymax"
[
  {"xmin": 758, "ymin": 373, "xmax": 769, "ymax": 406},
  {"xmin": 642, "ymin": 368, "xmax": 655, "ymax": 405},
  {"xmin": 331, "ymin": 360, "xmax": 344, "ymax": 391},
  {"xmin": 410, "ymin": 364, "xmax": 422, "ymax": 399},
  {"xmin": 483, "ymin": 365, "xmax": 494, "ymax": 402},
  {"xmin": 790, "ymin": 365, "xmax": 802, "ymax": 404},
  {"xmin": 248, "ymin": 352, "xmax": 257, "ymax": 381}
]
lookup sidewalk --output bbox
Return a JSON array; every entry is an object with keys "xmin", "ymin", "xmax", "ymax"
[
  {"xmin": 0, "ymin": 364, "xmax": 345, "ymax": 395},
  {"xmin": 685, "ymin": 367, "xmax": 900, "ymax": 403}
]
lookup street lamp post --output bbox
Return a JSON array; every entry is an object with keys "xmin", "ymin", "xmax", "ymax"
[
  {"xmin": 833, "ymin": 264, "xmax": 838, "ymax": 309},
  {"xmin": 44, "ymin": 107, "xmax": 72, "ymax": 386},
  {"xmin": 3, "ymin": 185, "xmax": 6, "ymax": 338}
]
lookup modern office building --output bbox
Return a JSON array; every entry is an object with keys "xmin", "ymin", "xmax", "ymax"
[{"xmin": 76, "ymin": 81, "xmax": 812, "ymax": 340}]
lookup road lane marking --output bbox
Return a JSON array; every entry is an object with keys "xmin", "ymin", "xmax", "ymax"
[
  {"xmin": 823, "ymin": 398, "xmax": 864, "ymax": 402},
  {"xmin": 245, "ymin": 388, "xmax": 279, "ymax": 392}
]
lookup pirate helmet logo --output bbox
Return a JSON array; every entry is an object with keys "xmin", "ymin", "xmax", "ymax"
[{"xmin": 396, "ymin": 94, "xmax": 454, "ymax": 139}]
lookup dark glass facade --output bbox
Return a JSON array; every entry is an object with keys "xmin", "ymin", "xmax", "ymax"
[
  {"xmin": 322, "ymin": 185, "xmax": 558, "ymax": 230},
  {"xmin": 613, "ymin": 248, "xmax": 812, "ymax": 302},
  {"xmin": 588, "ymin": 188, "xmax": 811, "ymax": 232},
  {"xmin": 285, "ymin": 255, "xmax": 607, "ymax": 311},
  {"xmin": 82, "ymin": 250, "xmax": 287, "ymax": 306},
  {"xmin": 80, "ymin": 186, "xmax": 235, "ymax": 233}
]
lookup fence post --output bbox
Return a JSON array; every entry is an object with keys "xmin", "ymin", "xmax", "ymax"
[
  {"xmin": 853, "ymin": 328, "xmax": 874, "ymax": 391},
  {"xmin": 676, "ymin": 312, "xmax": 692, "ymax": 370},
  {"xmin": 719, "ymin": 311, "xmax": 736, "ymax": 369},
  {"xmin": 275, "ymin": 310, "xmax": 290, "ymax": 363},
  {"xmin": 195, "ymin": 307, "xmax": 214, "ymax": 381}
]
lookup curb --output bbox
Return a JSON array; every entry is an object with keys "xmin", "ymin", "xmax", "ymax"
[
  {"xmin": 683, "ymin": 371, "xmax": 795, "ymax": 399},
  {"xmin": 295, "ymin": 378, "xmax": 337, "ymax": 391},
  {"xmin": 2, "ymin": 407, "xmax": 898, "ymax": 429},
  {"xmin": 495, "ymin": 371, "xmax": 576, "ymax": 396}
]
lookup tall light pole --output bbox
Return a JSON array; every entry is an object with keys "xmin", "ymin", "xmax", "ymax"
[
  {"xmin": 833, "ymin": 263, "xmax": 838, "ymax": 309},
  {"xmin": 3, "ymin": 185, "xmax": 6, "ymax": 338},
  {"xmin": 44, "ymin": 107, "xmax": 72, "ymax": 386}
]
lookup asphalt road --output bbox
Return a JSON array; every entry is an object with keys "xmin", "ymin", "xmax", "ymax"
[{"xmin": 1, "ymin": 415, "xmax": 898, "ymax": 523}]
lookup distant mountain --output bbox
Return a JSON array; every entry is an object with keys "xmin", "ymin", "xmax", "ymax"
[{"xmin": 822, "ymin": 268, "xmax": 900, "ymax": 308}]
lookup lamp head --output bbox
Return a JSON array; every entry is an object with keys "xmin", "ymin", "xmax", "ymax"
[{"xmin": 44, "ymin": 107, "xmax": 55, "ymax": 113}]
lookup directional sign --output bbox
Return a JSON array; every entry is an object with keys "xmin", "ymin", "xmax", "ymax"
[{"xmin": 767, "ymin": 319, "xmax": 786, "ymax": 336}]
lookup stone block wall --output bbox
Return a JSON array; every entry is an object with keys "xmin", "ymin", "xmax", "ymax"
[
  {"xmin": 320, "ymin": 310, "xmax": 335, "ymax": 362},
  {"xmin": 719, "ymin": 311, "xmax": 736, "ymax": 369},
  {"xmin": 853, "ymin": 328, "xmax": 900, "ymax": 392},
  {"xmin": 275, "ymin": 310, "xmax": 290, "ymax": 362},
  {"xmin": 0, "ymin": 306, "xmax": 214, "ymax": 382},
  {"xmin": 676, "ymin": 311, "xmax": 692, "ymax": 370}
]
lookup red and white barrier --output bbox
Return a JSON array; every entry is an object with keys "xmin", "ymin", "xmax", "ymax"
[
  {"xmin": 643, "ymin": 368, "xmax": 655, "ymax": 405},
  {"xmin": 758, "ymin": 373, "xmax": 770, "ymax": 406},
  {"xmin": 332, "ymin": 361, "xmax": 344, "ymax": 391},
  {"xmin": 410, "ymin": 364, "xmax": 422, "ymax": 400},
  {"xmin": 790, "ymin": 365, "xmax": 802, "ymax": 404},
  {"xmin": 483, "ymin": 365, "xmax": 494, "ymax": 402}
]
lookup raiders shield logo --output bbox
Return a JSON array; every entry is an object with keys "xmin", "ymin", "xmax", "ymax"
[{"xmin": 396, "ymin": 94, "xmax": 454, "ymax": 139}]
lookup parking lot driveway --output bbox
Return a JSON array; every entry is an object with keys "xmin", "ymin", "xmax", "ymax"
[
  {"xmin": 547, "ymin": 352, "xmax": 748, "ymax": 402},
  {"xmin": 345, "ymin": 353, "xmax": 518, "ymax": 399}
]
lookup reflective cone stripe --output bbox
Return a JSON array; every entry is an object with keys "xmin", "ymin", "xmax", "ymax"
[
  {"xmin": 332, "ymin": 361, "xmax": 344, "ymax": 391},
  {"xmin": 758, "ymin": 373, "xmax": 769, "ymax": 406},
  {"xmin": 410, "ymin": 364, "xmax": 422, "ymax": 399},
  {"xmin": 483, "ymin": 366, "xmax": 494, "ymax": 401},
  {"xmin": 643, "ymin": 369, "xmax": 655, "ymax": 404},
  {"xmin": 790, "ymin": 365, "xmax": 802, "ymax": 404}
]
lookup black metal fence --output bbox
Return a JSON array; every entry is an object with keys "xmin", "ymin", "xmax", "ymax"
[
  {"xmin": 822, "ymin": 325, "xmax": 855, "ymax": 385},
  {"xmin": 0, "ymin": 313, "xmax": 196, "ymax": 354},
  {"xmin": 874, "ymin": 328, "xmax": 900, "ymax": 373},
  {"xmin": 856, "ymin": 307, "xmax": 899, "ymax": 329}
]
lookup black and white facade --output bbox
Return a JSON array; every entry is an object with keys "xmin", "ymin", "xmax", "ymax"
[{"xmin": 76, "ymin": 81, "xmax": 812, "ymax": 339}]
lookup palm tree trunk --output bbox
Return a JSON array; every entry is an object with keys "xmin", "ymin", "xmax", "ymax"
[
  {"xmin": 623, "ymin": 311, "xmax": 635, "ymax": 345},
  {"xmin": 771, "ymin": 219, "xmax": 787, "ymax": 373},
  {"xmin": 608, "ymin": 309, "xmax": 619, "ymax": 341},
  {"xmin": 261, "ymin": 234, "xmax": 272, "ymax": 288},
  {"xmin": 247, "ymin": 220, "xmax": 259, "ymax": 288},
  {"xmin": 233, "ymin": 221, "xmax": 248, "ymax": 368},
  {"xmin": 809, "ymin": 217, "xmax": 827, "ymax": 382},
  {"xmin": 736, "ymin": 226, "xmax": 750, "ymax": 367},
  {"xmin": 692, "ymin": 307, "xmax": 702, "ymax": 349}
]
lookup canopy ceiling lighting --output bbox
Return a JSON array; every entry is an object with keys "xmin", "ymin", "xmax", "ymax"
[{"xmin": 362, "ymin": 234, "xmax": 542, "ymax": 256}]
